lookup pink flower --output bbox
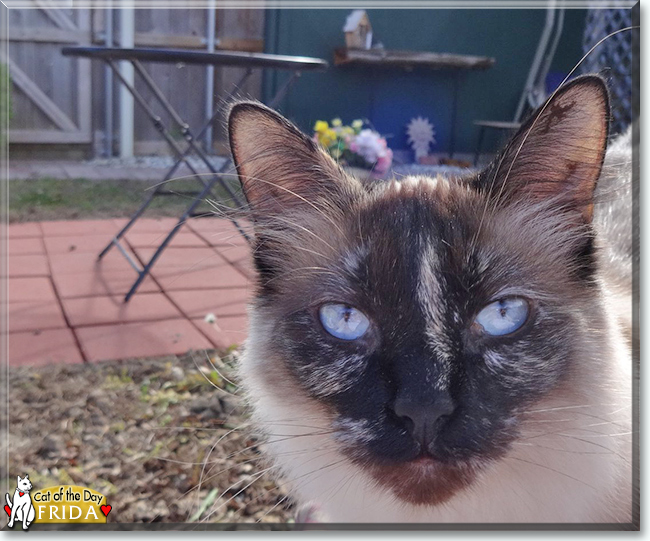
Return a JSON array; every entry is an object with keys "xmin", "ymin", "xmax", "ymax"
[{"xmin": 374, "ymin": 148, "xmax": 393, "ymax": 175}]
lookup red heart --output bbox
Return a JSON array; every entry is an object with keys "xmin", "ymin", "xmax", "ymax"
[
  {"xmin": 18, "ymin": 493, "xmax": 24, "ymax": 497},
  {"xmin": 4, "ymin": 504, "xmax": 10, "ymax": 516},
  {"xmin": 100, "ymin": 505, "xmax": 111, "ymax": 517}
]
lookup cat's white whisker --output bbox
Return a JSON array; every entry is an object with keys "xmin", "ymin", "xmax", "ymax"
[
  {"xmin": 504, "ymin": 456, "xmax": 599, "ymax": 491},
  {"xmin": 203, "ymin": 351, "xmax": 240, "ymax": 391}
]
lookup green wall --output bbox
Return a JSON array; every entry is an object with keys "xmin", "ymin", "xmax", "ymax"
[{"xmin": 263, "ymin": 8, "xmax": 587, "ymax": 156}]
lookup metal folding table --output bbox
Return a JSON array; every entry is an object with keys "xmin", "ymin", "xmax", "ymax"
[{"xmin": 61, "ymin": 46, "xmax": 328, "ymax": 301}]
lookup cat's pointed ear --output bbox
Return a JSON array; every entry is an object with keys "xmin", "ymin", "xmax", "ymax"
[
  {"xmin": 17, "ymin": 476, "xmax": 21, "ymax": 483},
  {"xmin": 228, "ymin": 102, "xmax": 359, "ymax": 217},
  {"xmin": 479, "ymin": 75, "xmax": 609, "ymax": 223}
]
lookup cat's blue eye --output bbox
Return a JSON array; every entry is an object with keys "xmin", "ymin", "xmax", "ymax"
[
  {"xmin": 475, "ymin": 297, "xmax": 530, "ymax": 336},
  {"xmin": 319, "ymin": 304, "xmax": 370, "ymax": 340}
]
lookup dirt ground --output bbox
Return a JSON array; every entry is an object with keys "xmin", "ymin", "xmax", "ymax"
[{"xmin": 4, "ymin": 351, "xmax": 293, "ymax": 524}]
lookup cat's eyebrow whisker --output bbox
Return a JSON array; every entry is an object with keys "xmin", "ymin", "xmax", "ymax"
[
  {"xmin": 260, "ymin": 214, "xmax": 338, "ymax": 253},
  {"xmin": 236, "ymin": 172, "xmax": 346, "ymax": 236},
  {"xmin": 203, "ymin": 197, "xmax": 245, "ymax": 220},
  {"xmin": 281, "ymin": 245, "xmax": 329, "ymax": 260},
  {"xmin": 263, "ymin": 266, "xmax": 341, "ymax": 286},
  {"xmin": 144, "ymin": 171, "xmax": 219, "ymax": 191}
]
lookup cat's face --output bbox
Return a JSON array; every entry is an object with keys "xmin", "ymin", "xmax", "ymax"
[
  {"xmin": 17, "ymin": 475, "xmax": 32, "ymax": 492},
  {"xmin": 228, "ymin": 77, "xmax": 609, "ymax": 505}
]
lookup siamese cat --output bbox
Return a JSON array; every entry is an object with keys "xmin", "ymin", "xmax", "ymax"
[{"xmin": 227, "ymin": 75, "xmax": 635, "ymax": 524}]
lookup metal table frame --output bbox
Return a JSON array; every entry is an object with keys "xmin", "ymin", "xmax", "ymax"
[{"xmin": 61, "ymin": 47, "xmax": 328, "ymax": 301}]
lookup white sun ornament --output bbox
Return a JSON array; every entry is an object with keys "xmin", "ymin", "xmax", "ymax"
[{"xmin": 406, "ymin": 117, "xmax": 436, "ymax": 160}]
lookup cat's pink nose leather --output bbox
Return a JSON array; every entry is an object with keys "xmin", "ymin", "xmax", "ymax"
[{"xmin": 393, "ymin": 392, "xmax": 455, "ymax": 449}]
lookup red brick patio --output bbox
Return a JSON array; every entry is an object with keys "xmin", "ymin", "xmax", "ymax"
[{"xmin": 7, "ymin": 218, "xmax": 254, "ymax": 366}]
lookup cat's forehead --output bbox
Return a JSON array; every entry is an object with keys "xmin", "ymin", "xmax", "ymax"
[
  {"xmin": 385, "ymin": 174, "xmax": 452, "ymax": 192},
  {"xmin": 371, "ymin": 174, "xmax": 466, "ymax": 201},
  {"xmin": 356, "ymin": 173, "xmax": 480, "ymax": 243},
  {"xmin": 367, "ymin": 173, "xmax": 476, "ymax": 212}
]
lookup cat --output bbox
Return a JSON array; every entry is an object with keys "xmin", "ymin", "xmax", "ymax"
[
  {"xmin": 226, "ymin": 75, "xmax": 635, "ymax": 524},
  {"xmin": 6, "ymin": 475, "xmax": 36, "ymax": 529}
]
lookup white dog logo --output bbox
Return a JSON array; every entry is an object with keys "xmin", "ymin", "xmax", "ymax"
[{"xmin": 5, "ymin": 474, "xmax": 35, "ymax": 530}]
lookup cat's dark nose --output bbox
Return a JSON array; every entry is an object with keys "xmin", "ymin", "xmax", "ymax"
[{"xmin": 393, "ymin": 391, "xmax": 455, "ymax": 449}]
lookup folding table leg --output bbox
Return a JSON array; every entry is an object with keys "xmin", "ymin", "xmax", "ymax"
[
  {"xmin": 100, "ymin": 62, "xmax": 307, "ymax": 302},
  {"xmin": 98, "ymin": 189, "xmax": 157, "ymax": 260},
  {"xmin": 131, "ymin": 60, "xmax": 246, "ymax": 206},
  {"xmin": 98, "ymin": 68, "xmax": 254, "ymax": 262},
  {"xmin": 124, "ymin": 176, "xmax": 222, "ymax": 302},
  {"xmin": 107, "ymin": 59, "xmax": 206, "ymax": 182}
]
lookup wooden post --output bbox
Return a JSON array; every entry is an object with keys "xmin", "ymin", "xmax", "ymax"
[{"xmin": 119, "ymin": 5, "xmax": 134, "ymax": 158}]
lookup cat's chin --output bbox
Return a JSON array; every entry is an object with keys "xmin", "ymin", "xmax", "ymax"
[{"xmin": 365, "ymin": 456, "xmax": 479, "ymax": 506}]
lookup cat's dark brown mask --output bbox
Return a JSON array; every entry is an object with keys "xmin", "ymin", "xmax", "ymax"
[{"xmin": 228, "ymin": 76, "xmax": 610, "ymax": 505}]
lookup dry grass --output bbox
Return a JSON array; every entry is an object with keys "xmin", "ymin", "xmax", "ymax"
[{"xmin": 5, "ymin": 352, "xmax": 293, "ymax": 524}]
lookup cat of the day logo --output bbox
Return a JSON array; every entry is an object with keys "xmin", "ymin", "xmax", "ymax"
[{"xmin": 5, "ymin": 475, "xmax": 111, "ymax": 529}]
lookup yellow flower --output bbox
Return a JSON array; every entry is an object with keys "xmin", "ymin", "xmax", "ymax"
[
  {"xmin": 352, "ymin": 119, "xmax": 363, "ymax": 130},
  {"xmin": 321, "ymin": 128, "xmax": 337, "ymax": 147},
  {"xmin": 332, "ymin": 118, "xmax": 342, "ymax": 127},
  {"xmin": 314, "ymin": 120, "xmax": 329, "ymax": 133}
]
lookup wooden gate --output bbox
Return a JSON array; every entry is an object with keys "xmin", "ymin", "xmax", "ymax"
[
  {"xmin": 7, "ymin": 3, "xmax": 92, "ymax": 144},
  {"xmin": 5, "ymin": 6, "xmax": 264, "ymax": 155}
]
